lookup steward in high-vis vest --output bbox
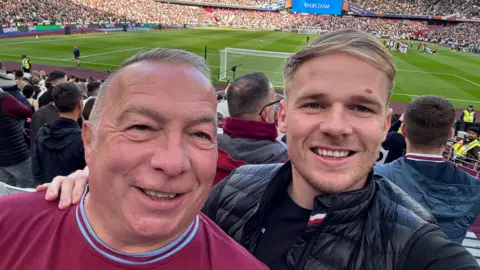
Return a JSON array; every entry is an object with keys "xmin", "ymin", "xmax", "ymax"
[
  {"xmin": 21, "ymin": 55, "xmax": 31, "ymax": 73},
  {"xmin": 453, "ymin": 127, "xmax": 480, "ymax": 168},
  {"xmin": 461, "ymin": 106, "xmax": 475, "ymax": 123}
]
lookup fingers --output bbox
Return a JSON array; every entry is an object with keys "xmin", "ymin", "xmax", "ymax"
[
  {"xmin": 45, "ymin": 176, "xmax": 65, "ymax": 201},
  {"xmin": 58, "ymin": 177, "xmax": 75, "ymax": 210},
  {"xmin": 72, "ymin": 171, "xmax": 89, "ymax": 204},
  {"xmin": 36, "ymin": 183, "xmax": 50, "ymax": 192}
]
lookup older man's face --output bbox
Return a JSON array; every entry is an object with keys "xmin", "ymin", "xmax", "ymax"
[
  {"xmin": 279, "ymin": 53, "xmax": 391, "ymax": 194},
  {"xmin": 83, "ymin": 61, "xmax": 217, "ymax": 246}
]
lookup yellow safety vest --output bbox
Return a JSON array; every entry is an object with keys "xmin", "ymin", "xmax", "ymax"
[
  {"xmin": 463, "ymin": 110, "xmax": 475, "ymax": 123},
  {"xmin": 22, "ymin": 58, "xmax": 30, "ymax": 69},
  {"xmin": 453, "ymin": 139, "xmax": 480, "ymax": 156}
]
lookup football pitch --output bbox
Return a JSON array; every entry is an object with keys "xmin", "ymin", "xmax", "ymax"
[{"xmin": 0, "ymin": 28, "xmax": 479, "ymax": 108}]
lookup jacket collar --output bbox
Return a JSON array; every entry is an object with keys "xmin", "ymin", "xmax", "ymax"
[
  {"xmin": 258, "ymin": 162, "xmax": 376, "ymax": 226},
  {"xmin": 222, "ymin": 117, "xmax": 278, "ymax": 142}
]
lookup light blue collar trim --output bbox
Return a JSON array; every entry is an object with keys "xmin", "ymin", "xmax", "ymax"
[{"xmin": 75, "ymin": 185, "xmax": 198, "ymax": 265}]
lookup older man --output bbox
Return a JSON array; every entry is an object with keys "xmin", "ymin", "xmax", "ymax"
[
  {"xmin": 0, "ymin": 49, "xmax": 267, "ymax": 269},
  {"xmin": 215, "ymin": 72, "xmax": 287, "ymax": 184},
  {"xmin": 41, "ymin": 30, "xmax": 479, "ymax": 269}
]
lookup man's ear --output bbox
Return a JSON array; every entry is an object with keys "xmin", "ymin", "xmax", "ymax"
[
  {"xmin": 82, "ymin": 121, "xmax": 93, "ymax": 164},
  {"xmin": 278, "ymin": 100, "xmax": 287, "ymax": 133},
  {"xmin": 259, "ymin": 106, "xmax": 269, "ymax": 123},
  {"xmin": 400, "ymin": 122, "xmax": 407, "ymax": 138},
  {"xmin": 448, "ymin": 127, "xmax": 454, "ymax": 140},
  {"xmin": 382, "ymin": 108, "xmax": 393, "ymax": 142}
]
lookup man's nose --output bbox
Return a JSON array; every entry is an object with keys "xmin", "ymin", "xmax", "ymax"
[
  {"xmin": 150, "ymin": 133, "xmax": 191, "ymax": 177},
  {"xmin": 317, "ymin": 106, "xmax": 353, "ymax": 136}
]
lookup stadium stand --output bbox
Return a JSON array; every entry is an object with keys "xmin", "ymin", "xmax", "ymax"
[
  {"xmin": 351, "ymin": 0, "xmax": 480, "ymax": 18},
  {"xmin": 424, "ymin": 23, "xmax": 480, "ymax": 44}
]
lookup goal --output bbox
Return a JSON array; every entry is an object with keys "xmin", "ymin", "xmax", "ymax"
[{"xmin": 219, "ymin": 48, "xmax": 292, "ymax": 87}]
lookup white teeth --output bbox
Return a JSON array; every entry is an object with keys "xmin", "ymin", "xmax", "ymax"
[
  {"xmin": 142, "ymin": 189, "xmax": 177, "ymax": 199},
  {"xmin": 313, "ymin": 148, "xmax": 350, "ymax": 158}
]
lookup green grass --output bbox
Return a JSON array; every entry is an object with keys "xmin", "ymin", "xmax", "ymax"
[{"xmin": 0, "ymin": 29, "xmax": 479, "ymax": 108}]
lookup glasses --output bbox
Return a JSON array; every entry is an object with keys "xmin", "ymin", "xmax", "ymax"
[{"xmin": 259, "ymin": 99, "xmax": 281, "ymax": 116}]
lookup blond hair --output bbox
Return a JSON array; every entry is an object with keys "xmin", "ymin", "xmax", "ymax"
[{"xmin": 283, "ymin": 28, "xmax": 396, "ymax": 100}]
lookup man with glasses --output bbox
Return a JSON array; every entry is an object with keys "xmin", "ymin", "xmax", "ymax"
[{"xmin": 214, "ymin": 72, "xmax": 287, "ymax": 185}]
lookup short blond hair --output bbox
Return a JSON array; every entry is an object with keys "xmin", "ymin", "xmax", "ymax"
[{"xmin": 283, "ymin": 28, "xmax": 396, "ymax": 100}]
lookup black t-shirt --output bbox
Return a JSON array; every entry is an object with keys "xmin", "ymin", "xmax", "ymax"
[
  {"xmin": 254, "ymin": 190, "xmax": 312, "ymax": 270},
  {"xmin": 253, "ymin": 191, "xmax": 479, "ymax": 270}
]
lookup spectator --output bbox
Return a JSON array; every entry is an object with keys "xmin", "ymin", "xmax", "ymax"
[
  {"xmin": 31, "ymin": 70, "xmax": 68, "ymax": 145},
  {"xmin": 22, "ymin": 84, "xmax": 36, "ymax": 112},
  {"xmin": 377, "ymin": 114, "xmax": 407, "ymax": 164},
  {"xmin": 459, "ymin": 105, "xmax": 476, "ymax": 131},
  {"xmin": 87, "ymin": 81, "xmax": 101, "ymax": 97},
  {"xmin": 82, "ymin": 97, "xmax": 96, "ymax": 120},
  {"xmin": 0, "ymin": 61, "xmax": 29, "ymax": 107},
  {"xmin": 0, "ymin": 48, "xmax": 268, "ymax": 270},
  {"xmin": 453, "ymin": 127, "xmax": 480, "ymax": 169},
  {"xmin": 15, "ymin": 70, "xmax": 28, "ymax": 91},
  {"xmin": 75, "ymin": 82, "xmax": 88, "ymax": 98},
  {"xmin": 0, "ymin": 90, "xmax": 34, "ymax": 188},
  {"xmin": 215, "ymin": 72, "xmax": 287, "ymax": 184},
  {"xmin": 31, "ymin": 77, "xmax": 42, "ymax": 98},
  {"xmin": 375, "ymin": 95, "xmax": 480, "ymax": 243},
  {"xmin": 31, "ymin": 83, "xmax": 86, "ymax": 185},
  {"xmin": 38, "ymin": 70, "xmax": 68, "ymax": 108}
]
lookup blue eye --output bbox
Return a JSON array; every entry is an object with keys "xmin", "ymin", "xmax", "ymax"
[
  {"xmin": 353, "ymin": 106, "xmax": 372, "ymax": 113},
  {"xmin": 306, "ymin": 103, "xmax": 322, "ymax": 109}
]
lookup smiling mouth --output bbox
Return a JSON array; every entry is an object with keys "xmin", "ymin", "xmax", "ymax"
[
  {"xmin": 137, "ymin": 187, "xmax": 179, "ymax": 200},
  {"xmin": 310, "ymin": 148, "xmax": 356, "ymax": 158}
]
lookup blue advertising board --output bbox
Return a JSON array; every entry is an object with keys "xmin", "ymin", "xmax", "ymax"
[{"xmin": 291, "ymin": 0, "xmax": 343, "ymax": 15}]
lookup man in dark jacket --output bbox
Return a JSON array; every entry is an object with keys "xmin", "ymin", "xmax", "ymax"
[
  {"xmin": 30, "ymin": 70, "xmax": 69, "ymax": 145},
  {"xmin": 375, "ymin": 96, "xmax": 480, "ymax": 243},
  {"xmin": 0, "ymin": 90, "xmax": 34, "ymax": 188},
  {"xmin": 203, "ymin": 29, "xmax": 478, "ymax": 269},
  {"xmin": 32, "ymin": 83, "xmax": 86, "ymax": 185},
  {"xmin": 215, "ymin": 72, "xmax": 287, "ymax": 184}
]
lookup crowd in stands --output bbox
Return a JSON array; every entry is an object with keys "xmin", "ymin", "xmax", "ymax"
[
  {"xmin": 2, "ymin": 0, "xmax": 480, "ymax": 42},
  {"xmin": 0, "ymin": 0, "xmax": 120, "ymax": 26},
  {"xmin": 351, "ymin": 0, "xmax": 480, "ymax": 18},
  {"xmin": 424, "ymin": 23, "xmax": 480, "ymax": 44},
  {"xmin": 174, "ymin": 0, "xmax": 284, "ymax": 8}
]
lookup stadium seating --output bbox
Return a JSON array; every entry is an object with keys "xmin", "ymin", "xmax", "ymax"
[{"xmin": 350, "ymin": 0, "xmax": 480, "ymax": 18}]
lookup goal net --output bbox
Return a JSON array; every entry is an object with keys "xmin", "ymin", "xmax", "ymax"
[{"xmin": 219, "ymin": 48, "xmax": 292, "ymax": 87}]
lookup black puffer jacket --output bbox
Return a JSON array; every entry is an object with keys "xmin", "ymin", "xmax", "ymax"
[{"xmin": 202, "ymin": 162, "xmax": 441, "ymax": 270}]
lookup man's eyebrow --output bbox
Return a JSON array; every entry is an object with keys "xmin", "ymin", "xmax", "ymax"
[
  {"xmin": 185, "ymin": 115, "xmax": 217, "ymax": 129},
  {"xmin": 117, "ymin": 106, "xmax": 167, "ymax": 124},
  {"xmin": 349, "ymin": 94, "xmax": 383, "ymax": 109},
  {"xmin": 295, "ymin": 92, "xmax": 328, "ymax": 104}
]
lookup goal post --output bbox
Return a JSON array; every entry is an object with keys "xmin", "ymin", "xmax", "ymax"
[{"xmin": 218, "ymin": 47, "xmax": 292, "ymax": 87}]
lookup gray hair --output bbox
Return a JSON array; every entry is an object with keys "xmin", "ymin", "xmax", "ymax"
[
  {"xmin": 283, "ymin": 28, "xmax": 396, "ymax": 101},
  {"xmin": 89, "ymin": 48, "xmax": 211, "ymax": 135}
]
